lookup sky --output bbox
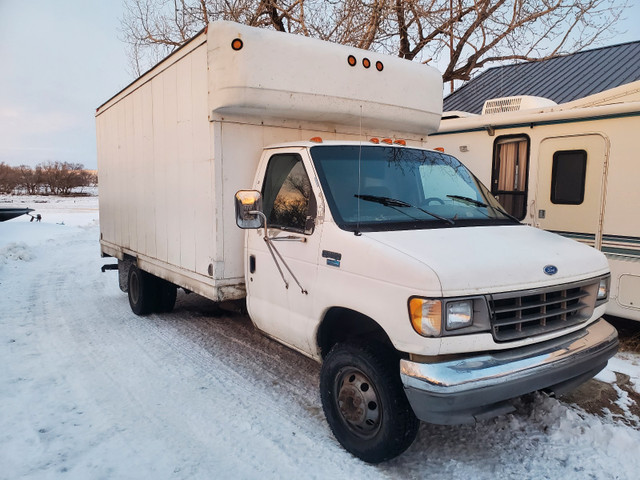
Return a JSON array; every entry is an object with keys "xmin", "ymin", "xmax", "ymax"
[{"xmin": 0, "ymin": 1, "xmax": 639, "ymax": 170}]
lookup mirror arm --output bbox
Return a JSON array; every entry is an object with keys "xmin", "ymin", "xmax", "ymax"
[{"xmin": 249, "ymin": 211, "xmax": 308, "ymax": 294}]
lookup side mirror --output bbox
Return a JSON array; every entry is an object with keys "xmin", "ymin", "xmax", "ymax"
[{"xmin": 235, "ymin": 190, "xmax": 264, "ymax": 229}]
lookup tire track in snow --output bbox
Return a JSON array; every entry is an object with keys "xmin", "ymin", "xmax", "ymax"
[{"xmin": 14, "ymin": 227, "xmax": 379, "ymax": 479}]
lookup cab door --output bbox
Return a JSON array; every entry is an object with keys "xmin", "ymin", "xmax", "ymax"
[
  {"xmin": 245, "ymin": 149, "xmax": 323, "ymax": 353},
  {"xmin": 535, "ymin": 134, "xmax": 608, "ymax": 248}
]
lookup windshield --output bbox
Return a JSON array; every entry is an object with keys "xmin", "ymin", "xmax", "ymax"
[{"xmin": 310, "ymin": 145, "xmax": 517, "ymax": 232}]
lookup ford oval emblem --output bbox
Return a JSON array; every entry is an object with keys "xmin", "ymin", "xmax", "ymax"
[{"xmin": 544, "ymin": 265, "xmax": 558, "ymax": 276}]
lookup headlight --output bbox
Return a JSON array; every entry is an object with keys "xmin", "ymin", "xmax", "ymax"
[
  {"xmin": 446, "ymin": 300, "xmax": 473, "ymax": 330},
  {"xmin": 409, "ymin": 297, "xmax": 477, "ymax": 337},
  {"xmin": 597, "ymin": 276, "xmax": 610, "ymax": 301},
  {"xmin": 409, "ymin": 298, "xmax": 441, "ymax": 337}
]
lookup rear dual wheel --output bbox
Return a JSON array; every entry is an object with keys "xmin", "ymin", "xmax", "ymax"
[{"xmin": 127, "ymin": 265, "xmax": 177, "ymax": 315}]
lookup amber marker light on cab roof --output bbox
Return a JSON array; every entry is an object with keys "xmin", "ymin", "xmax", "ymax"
[
  {"xmin": 394, "ymin": 139, "xmax": 406, "ymax": 146},
  {"xmin": 231, "ymin": 38, "xmax": 244, "ymax": 51},
  {"xmin": 434, "ymin": 147, "xmax": 445, "ymax": 152},
  {"xmin": 370, "ymin": 138, "xmax": 380, "ymax": 144},
  {"xmin": 381, "ymin": 138, "xmax": 393, "ymax": 144},
  {"xmin": 376, "ymin": 61, "xmax": 384, "ymax": 71},
  {"xmin": 362, "ymin": 58, "xmax": 371, "ymax": 68},
  {"xmin": 310, "ymin": 137, "xmax": 323, "ymax": 143},
  {"xmin": 348, "ymin": 55, "xmax": 357, "ymax": 66}
]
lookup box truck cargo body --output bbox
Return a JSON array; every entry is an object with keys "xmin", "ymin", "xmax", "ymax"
[
  {"xmin": 97, "ymin": 21, "xmax": 617, "ymax": 462},
  {"xmin": 96, "ymin": 22, "xmax": 440, "ymax": 300}
]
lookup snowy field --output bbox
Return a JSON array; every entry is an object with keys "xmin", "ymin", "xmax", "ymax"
[{"xmin": 1, "ymin": 194, "xmax": 640, "ymax": 480}]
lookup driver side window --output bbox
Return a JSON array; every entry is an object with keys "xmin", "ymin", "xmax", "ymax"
[{"xmin": 262, "ymin": 153, "xmax": 316, "ymax": 233}]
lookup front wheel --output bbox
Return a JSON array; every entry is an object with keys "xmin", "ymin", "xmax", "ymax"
[{"xmin": 320, "ymin": 342, "xmax": 419, "ymax": 463}]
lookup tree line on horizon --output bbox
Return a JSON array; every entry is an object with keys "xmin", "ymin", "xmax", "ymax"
[{"xmin": 0, "ymin": 161, "xmax": 97, "ymax": 196}]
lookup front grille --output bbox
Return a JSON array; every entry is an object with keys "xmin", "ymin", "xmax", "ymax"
[{"xmin": 489, "ymin": 279, "xmax": 599, "ymax": 342}]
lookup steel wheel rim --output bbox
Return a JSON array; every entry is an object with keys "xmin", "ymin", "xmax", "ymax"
[{"xmin": 335, "ymin": 367, "xmax": 382, "ymax": 438}]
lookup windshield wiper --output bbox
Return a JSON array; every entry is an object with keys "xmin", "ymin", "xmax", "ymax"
[
  {"xmin": 446, "ymin": 194, "xmax": 488, "ymax": 207},
  {"xmin": 446, "ymin": 194, "xmax": 520, "ymax": 223},
  {"xmin": 355, "ymin": 194, "xmax": 455, "ymax": 225}
]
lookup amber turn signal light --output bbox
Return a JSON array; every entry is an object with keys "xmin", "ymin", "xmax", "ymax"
[{"xmin": 231, "ymin": 38, "xmax": 244, "ymax": 51}]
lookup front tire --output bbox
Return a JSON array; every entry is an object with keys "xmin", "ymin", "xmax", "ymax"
[{"xmin": 320, "ymin": 342, "xmax": 419, "ymax": 463}]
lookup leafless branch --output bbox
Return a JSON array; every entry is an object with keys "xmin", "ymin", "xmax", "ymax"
[{"xmin": 120, "ymin": 0, "xmax": 630, "ymax": 83}]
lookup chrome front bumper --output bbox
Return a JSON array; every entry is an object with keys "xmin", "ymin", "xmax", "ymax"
[{"xmin": 400, "ymin": 318, "xmax": 618, "ymax": 425}]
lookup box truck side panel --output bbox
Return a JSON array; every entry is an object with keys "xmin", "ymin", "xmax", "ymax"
[
  {"xmin": 151, "ymin": 69, "xmax": 168, "ymax": 263},
  {"xmin": 164, "ymin": 64, "xmax": 181, "ymax": 267},
  {"xmin": 98, "ymin": 43, "xmax": 213, "ymax": 281},
  {"xmin": 176, "ymin": 55, "xmax": 196, "ymax": 272},
  {"xmin": 188, "ymin": 45, "xmax": 216, "ymax": 278},
  {"xmin": 139, "ymin": 83, "xmax": 156, "ymax": 259},
  {"xmin": 217, "ymin": 122, "xmax": 264, "ymax": 280}
]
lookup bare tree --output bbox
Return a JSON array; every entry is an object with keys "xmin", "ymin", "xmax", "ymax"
[
  {"xmin": 0, "ymin": 162, "xmax": 19, "ymax": 194},
  {"xmin": 0, "ymin": 164, "xmax": 95, "ymax": 196},
  {"xmin": 121, "ymin": 0, "xmax": 629, "ymax": 82},
  {"xmin": 16, "ymin": 165, "xmax": 43, "ymax": 195},
  {"xmin": 386, "ymin": 0, "xmax": 630, "ymax": 83},
  {"xmin": 37, "ymin": 162, "xmax": 91, "ymax": 195}
]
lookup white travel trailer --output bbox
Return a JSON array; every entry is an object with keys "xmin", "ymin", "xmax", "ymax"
[
  {"xmin": 432, "ymin": 83, "xmax": 640, "ymax": 322},
  {"xmin": 97, "ymin": 21, "xmax": 617, "ymax": 462}
]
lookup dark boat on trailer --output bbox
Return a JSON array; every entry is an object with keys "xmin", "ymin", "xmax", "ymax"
[{"xmin": 0, "ymin": 207, "xmax": 34, "ymax": 222}]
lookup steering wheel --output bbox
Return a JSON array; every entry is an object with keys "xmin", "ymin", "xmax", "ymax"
[{"xmin": 422, "ymin": 197, "xmax": 445, "ymax": 206}]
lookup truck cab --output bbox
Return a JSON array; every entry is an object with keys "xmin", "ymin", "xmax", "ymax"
[{"xmin": 236, "ymin": 139, "xmax": 617, "ymax": 462}]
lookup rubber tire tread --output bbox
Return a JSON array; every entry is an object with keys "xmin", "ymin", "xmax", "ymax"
[
  {"xmin": 128, "ymin": 266, "xmax": 155, "ymax": 316},
  {"xmin": 154, "ymin": 279, "xmax": 177, "ymax": 313},
  {"xmin": 320, "ymin": 341, "xmax": 419, "ymax": 463}
]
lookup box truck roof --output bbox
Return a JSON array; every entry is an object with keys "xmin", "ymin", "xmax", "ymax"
[
  {"xmin": 98, "ymin": 21, "xmax": 443, "ymax": 136},
  {"xmin": 208, "ymin": 21, "xmax": 442, "ymax": 134}
]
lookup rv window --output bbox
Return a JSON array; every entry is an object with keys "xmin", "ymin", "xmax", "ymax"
[
  {"xmin": 262, "ymin": 153, "xmax": 316, "ymax": 233},
  {"xmin": 491, "ymin": 136, "xmax": 529, "ymax": 220},
  {"xmin": 551, "ymin": 150, "xmax": 587, "ymax": 205}
]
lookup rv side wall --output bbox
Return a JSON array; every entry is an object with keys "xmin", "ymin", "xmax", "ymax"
[{"xmin": 432, "ymin": 104, "xmax": 640, "ymax": 321}]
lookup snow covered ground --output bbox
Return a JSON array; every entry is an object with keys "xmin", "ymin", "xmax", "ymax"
[{"xmin": 1, "ymin": 194, "xmax": 639, "ymax": 480}]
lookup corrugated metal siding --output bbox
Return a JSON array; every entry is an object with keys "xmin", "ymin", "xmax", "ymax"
[{"xmin": 444, "ymin": 41, "xmax": 640, "ymax": 114}]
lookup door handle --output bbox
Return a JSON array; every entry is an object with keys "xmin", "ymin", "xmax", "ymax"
[{"xmin": 249, "ymin": 255, "xmax": 256, "ymax": 273}]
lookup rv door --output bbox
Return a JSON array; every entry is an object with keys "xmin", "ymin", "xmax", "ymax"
[{"xmin": 535, "ymin": 134, "xmax": 609, "ymax": 249}]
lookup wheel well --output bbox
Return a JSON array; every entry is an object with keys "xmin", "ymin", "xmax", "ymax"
[{"xmin": 317, "ymin": 308, "xmax": 396, "ymax": 359}]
